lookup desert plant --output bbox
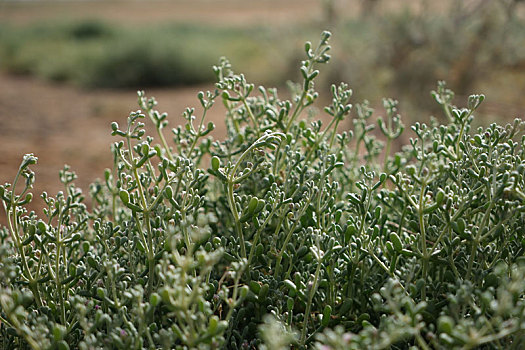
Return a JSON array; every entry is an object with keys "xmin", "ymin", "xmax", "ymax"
[
  {"xmin": 0, "ymin": 21, "xmax": 290, "ymax": 88},
  {"xmin": 1, "ymin": 31, "xmax": 524, "ymax": 350}
]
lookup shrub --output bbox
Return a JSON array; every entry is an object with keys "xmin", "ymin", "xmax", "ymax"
[
  {"xmin": 0, "ymin": 21, "xmax": 290, "ymax": 88},
  {"xmin": 1, "ymin": 31, "xmax": 524, "ymax": 349},
  {"xmin": 329, "ymin": 1, "xmax": 525, "ymax": 118}
]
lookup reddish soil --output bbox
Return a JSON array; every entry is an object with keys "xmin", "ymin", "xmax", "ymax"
[
  {"xmin": 0, "ymin": 0, "xmax": 455, "ymax": 28},
  {"xmin": 0, "ymin": 72, "xmax": 228, "ymax": 223}
]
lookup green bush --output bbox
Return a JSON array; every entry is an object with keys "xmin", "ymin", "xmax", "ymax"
[
  {"xmin": 0, "ymin": 21, "xmax": 290, "ymax": 88},
  {"xmin": 1, "ymin": 32, "xmax": 525, "ymax": 349}
]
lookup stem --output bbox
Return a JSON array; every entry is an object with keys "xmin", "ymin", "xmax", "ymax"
[
  {"xmin": 7, "ymin": 174, "xmax": 33, "ymax": 283},
  {"xmin": 415, "ymin": 333, "xmax": 431, "ymax": 350},
  {"xmin": 275, "ymin": 195, "xmax": 313, "ymax": 276},
  {"xmin": 225, "ymin": 269, "xmax": 243, "ymax": 322},
  {"xmin": 353, "ymin": 132, "xmax": 364, "ymax": 165},
  {"xmin": 5, "ymin": 167, "xmax": 45, "ymax": 308},
  {"xmin": 368, "ymin": 247, "xmax": 396, "ymax": 279},
  {"xmin": 466, "ymin": 200, "xmax": 495, "ymax": 281},
  {"xmin": 455, "ymin": 110, "xmax": 473, "ymax": 160},
  {"xmin": 456, "ymin": 121, "xmax": 467, "ymax": 160},
  {"xmin": 242, "ymin": 98, "xmax": 260, "ymax": 137},
  {"xmin": 247, "ymin": 206, "xmax": 279, "ymax": 269},
  {"xmin": 442, "ymin": 102, "xmax": 454, "ymax": 123},
  {"xmin": 315, "ymin": 163, "xmax": 327, "ymax": 231},
  {"xmin": 227, "ymin": 181, "xmax": 246, "ymax": 259},
  {"xmin": 466, "ymin": 153, "xmax": 495, "ymax": 281},
  {"xmin": 329, "ymin": 118, "xmax": 341, "ymax": 149},
  {"xmin": 418, "ymin": 179, "xmax": 429, "ymax": 300},
  {"xmin": 383, "ymin": 136, "xmax": 392, "ymax": 172},
  {"xmin": 226, "ymin": 133, "xmax": 282, "ymax": 259},
  {"xmin": 429, "ymin": 186, "xmax": 484, "ymax": 256},
  {"xmin": 303, "ymin": 117, "xmax": 340, "ymax": 167},
  {"xmin": 186, "ymin": 107, "xmax": 209, "ymax": 160},
  {"xmin": 285, "ymin": 91, "xmax": 307, "ymax": 133},
  {"xmin": 346, "ymin": 260, "xmax": 357, "ymax": 298},
  {"xmin": 156, "ymin": 124, "xmax": 174, "ymax": 161},
  {"xmin": 55, "ymin": 229, "xmax": 66, "ymax": 325},
  {"xmin": 301, "ymin": 259, "xmax": 322, "ymax": 345},
  {"xmin": 319, "ymin": 113, "xmax": 339, "ymax": 146},
  {"xmin": 274, "ymin": 220, "xmax": 298, "ymax": 277},
  {"xmin": 112, "ymin": 192, "xmax": 117, "ymax": 219},
  {"xmin": 144, "ymin": 211, "xmax": 155, "ymax": 294},
  {"xmin": 147, "ymin": 172, "xmax": 178, "ymax": 213},
  {"xmin": 143, "ymin": 102, "xmax": 175, "ymax": 162},
  {"xmin": 284, "ymin": 41, "xmax": 325, "ymax": 133},
  {"xmin": 126, "ymin": 126, "xmax": 155, "ymax": 294}
]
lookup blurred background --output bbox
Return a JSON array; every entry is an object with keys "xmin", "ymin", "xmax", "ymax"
[{"xmin": 1, "ymin": 0, "xmax": 525, "ymax": 219}]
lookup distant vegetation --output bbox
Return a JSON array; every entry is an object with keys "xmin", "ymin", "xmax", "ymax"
[
  {"xmin": 1, "ymin": 0, "xmax": 525, "ymax": 119},
  {"xmin": 0, "ymin": 21, "xmax": 293, "ymax": 88}
]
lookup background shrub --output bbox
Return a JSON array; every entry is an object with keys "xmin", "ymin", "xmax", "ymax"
[{"xmin": 0, "ymin": 22, "xmax": 291, "ymax": 88}]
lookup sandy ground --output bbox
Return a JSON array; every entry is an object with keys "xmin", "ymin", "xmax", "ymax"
[{"xmin": 0, "ymin": 0, "xmax": 456, "ymax": 27}]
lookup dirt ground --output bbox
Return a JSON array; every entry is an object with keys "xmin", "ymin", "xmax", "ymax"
[
  {"xmin": 0, "ymin": 71, "xmax": 231, "ymax": 221},
  {"xmin": 0, "ymin": 0, "xmax": 343, "ymax": 26},
  {"xmin": 0, "ymin": 0, "xmax": 450, "ymax": 27}
]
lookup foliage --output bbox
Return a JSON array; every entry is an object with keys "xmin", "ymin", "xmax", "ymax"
[
  {"xmin": 0, "ymin": 21, "xmax": 289, "ymax": 88},
  {"xmin": 329, "ymin": 0, "xmax": 525, "ymax": 116},
  {"xmin": 1, "ymin": 31, "xmax": 525, "ymax": 349}
]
